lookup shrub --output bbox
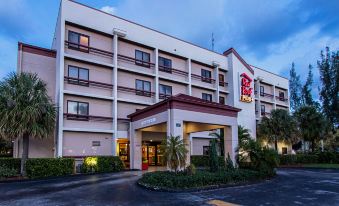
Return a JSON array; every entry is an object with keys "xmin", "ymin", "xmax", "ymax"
[
  {"xmin": 185, "ymin": 164, "xmax": 196, "ymax": 175},
  {"xmin": 225, "ymin": 153, "xmax": 235, "ymax": 170},
  {"xmin": 317, "ymin": 152, "xmax": 338, "ymax": 164},
  {"xmin": 0, "ymin": 166, "xmax": 17, "ymax": 178},
  {"xmin": 0, "ymin": 158, "xmax": 21, "ymax": 174},
  {"xmin": 138, "ymin": 169, "xmax": 264, "ymax": 190},
  {"xmin": 25, "ymin": 158, "xmax": 74, "ymax": 179},
  {"xmin": 191, "ymin": 155, "xmax": 225, "ymax": 168},
  {"xmin": 279, "ymin": 154, "xmax": 318, "ymax": 165},
  {"xmin": 82, "ymin": 156, "xmax": 124, "ymax": 173},
  {"xmin": 209, "ymin": 139, "xmax": 219, "ymax": 172}
]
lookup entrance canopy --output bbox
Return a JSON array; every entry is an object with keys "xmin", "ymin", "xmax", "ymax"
[{"xmin": 127, "ymin": 94, "xmax": 241, "ymax": 170}]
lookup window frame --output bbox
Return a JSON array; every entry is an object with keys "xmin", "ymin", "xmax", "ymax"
[
  {"xmin": 279, "ymin": 91, "xmax": 285, "ymax": 101},
  {"xmin": 66, "ymin": 100, "xmax": 89, "ymax": 121},
  {"xmin": 219, "ymin": 74, "xmax": 225, "ymax": 87},
  {"xmin": 67, "ymin": 30, "xmax": 90, "ymax": 53},
  {"xmin": 159, "ymin": 84, "xmax": 172, "ymax": 98},
  {"xmin": 135, "ymin": 50, "xmax": 151, "ymax": 68},
  {"xmin": 202, "ymin": 93, "xmax": 213, "ymax": 102},
  {"xmin": 203, "ymin": 146, "xmax": 210, "ymax": 156},
  {"xmin": 260, "ymin": 86, "xmax": 265, "ymax": 96},
  {"xmin": 67, "ymin": 65, "xmax": 89, "ymax": 87},
  {"xmin": 158, "ymin": 56, "xmax": 172, "ymax": 73},
  {"xmin": 201, "ymin": 69, "xmax": 212, "ymax": 83},
  {"xmin": 135, "ymin": 79, "xmax": 152, "ymax": 97},
  {"xmin": 260, "ymin": 104, "xmax": 265, "ymax": 115},
  {"xmin": 219, "ymin": 96, "xmax": 225, "ymax": 105}
]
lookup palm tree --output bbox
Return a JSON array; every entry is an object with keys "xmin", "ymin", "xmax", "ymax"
[
  {"xmin": 257, "ymin": 109, "xmax": 297, "ymax": 151},
  {"xmin": 238, "ymin": 125, "xmax": 251, "ymax": 148},
  {"xmin": 0, "ymin": 72, "xmax": 56, "ymax": 175},
  {"xmin": 161, "ymin": 135, "xmax": 188, "ymax": 172}
]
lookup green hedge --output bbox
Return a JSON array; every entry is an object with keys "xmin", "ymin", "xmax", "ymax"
[
  {"xmin": 191, "ymin": 155, "xmax": 225, "ymax": 168},
  {"xmin": 25, "ymin": 158, "xmax": 75, "ymax": 179},
  {"xmin": 0, "ymin": 158, "xmax": 21, "ymax": 174},
  {"xmin": 82, "ymin": 156, "xmax": 124, "ymax": 173},
  {"xmin": 138, "ymin": 169, "xmax": 264, "ymax": 190},
  {"xmin": 279, "ymin": 152, "xmax": 339, "ymax": 165}
]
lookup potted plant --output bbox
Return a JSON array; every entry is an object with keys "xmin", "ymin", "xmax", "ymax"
[{"xmin": 142, "ymin": 158, "xmax": 148, "ymax": 170}]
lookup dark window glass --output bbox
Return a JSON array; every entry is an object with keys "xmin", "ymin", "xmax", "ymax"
[
  {"xmin": 67, "ymin": 101, "xmax": 89, "ymax": 120},
  {"xmin": 203, "ymin": 146, "xmax": 210, "ymax": 156},
  {"xmin": 260, "ymin": 86, "xmax": 264, "ymax": 96},
  {"xmin": 219, "ymin": 74, "xmax": 225, "ymax": 86},
  {"xmin": 282, "ymin": 147, "xmax": 288, "ymax": 155},
  {"xmin": 92, "ymin": 141, "xmax": 101, "ymax": 147},
  {"xmin": 135, "ymin": 79, "xmax": 151, "ymax": 97},
  {"xmin": 201, "ymin": 69, "xmax": 212, "ymax": 83},
  {"xmin": 260, "ymin": 105, "xmax": 265, "ymax": 115},
  {"xmin": 159, "ymin": 84, "xmax": 172, "ymax": 98},
  {"xmin": 219, "ymin": 96, "xmax": 225, "ymax": 104},
  {"xmin": 159, "ymin": 57, "xmax": 172, "ymax": 73},
  {"xmin": 67, "ymin": 66, "xmax": 89, "ymax": 86},
  {"xmin": 202, "ymin": 93, "xmax": 212, "ymax": 102},
  {"xmin": 279, "ymin": 91, "xmax": 285, "ymax": 100},
  {"xmin": 68, "ymin": 31, "xmax": 89, "ymax": 52},
  {"xmin": 135, "ymin": 50, "xmax": 151, "ymax": 67}
]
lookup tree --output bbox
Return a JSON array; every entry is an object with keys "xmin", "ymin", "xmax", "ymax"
[
  {"xmin": 301, "ymin": 64, "xmax": 315, "ymax": 106},
  {"xmin": 318, "ymin": 47, "xmax": 339, "ymax": 127},
  {"xmin": 289, "ymin": 62, "xmax": 302, "ymax": 111},
  {"xmin": 209, "ymin": 138, "xmax": 219, "ymax": 172},
  {"xmin": 0, "ymin": 73, "xmax": 56, "ymax": 175},
  {"xmin": 294, "ymin": 106, "xmax": 329, "ymax": 152},
  {"xmin": 161, "ymin": 135, "xmax": 188, "ymax": 173},
  {"xmin": 209, "ymin": 129, "xmax": 224, "ymax": 156},
  {"xmin": 257, "ymin": 109, "xmax": 297, "ymax": 151}
]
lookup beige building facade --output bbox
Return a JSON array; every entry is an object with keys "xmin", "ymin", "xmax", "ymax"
[{"xmin": 14, "ymin": 0, "xmax": 290, "ymax": 168}]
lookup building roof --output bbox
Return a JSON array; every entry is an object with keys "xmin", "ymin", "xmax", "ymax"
[
  {"xmin": 223, "ymin": 48, "xmax": 254, "ymax": 74},
  {"xmin": 127, "ymin": 94, "xmax": 241, "ymax": 121},
  {"xmin": 18, "ymin": 42, "xmax": 56, "ymax": 58}
]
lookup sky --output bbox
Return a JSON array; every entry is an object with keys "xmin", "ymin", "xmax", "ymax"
[{"xmin": 1, "ymin": 0, "xmax": 339, "ymax": 98}]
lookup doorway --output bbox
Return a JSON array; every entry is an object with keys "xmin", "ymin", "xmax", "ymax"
[{"xmin": 142, "ymin": 141, "xmax": 164, "ymax": 166}]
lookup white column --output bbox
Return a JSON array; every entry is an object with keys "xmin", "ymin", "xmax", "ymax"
[
  {"xmin": 187, "ymin": 58, "xmax": 192, "ymax": 95},
  {"xmin": 224, "ymin": 125, "xmax": 238, "ymax": 165},
  {"xmin": 155, "ymin": 48, "xmax": 159, "ymax": 103},
  {"xmin": 215, "ymin": 67, "xmax": 220, "ymax": 103},
  {"xmin": 112, "ymin": 34, "xmax": 118, "ymax": 156},
  {"xmin": 273, "ymin": 85, "xmax": 277, "ymax": 110},
  {"xmin": 130, "ymin": 127, "xmax": 142, "ymax": 170}
]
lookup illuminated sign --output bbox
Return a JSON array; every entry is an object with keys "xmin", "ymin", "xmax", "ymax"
[{"xmin": 240, "ymin": 73, "xmax": 253, "ymax": 103}]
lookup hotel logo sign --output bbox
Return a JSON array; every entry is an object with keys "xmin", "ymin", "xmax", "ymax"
[{"xmin": 240, "ymin": 73, "xmax": 253, "ymax": 103}]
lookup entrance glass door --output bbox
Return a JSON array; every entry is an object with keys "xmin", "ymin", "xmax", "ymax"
[{"xmin": 148, "ymin": 146, "xmax": 156, "ymax": 166}]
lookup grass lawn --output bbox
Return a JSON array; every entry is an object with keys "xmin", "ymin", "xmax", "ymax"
[{"xmin": 302, "ymin": 164, "xmax": 339, "ymax": 169}]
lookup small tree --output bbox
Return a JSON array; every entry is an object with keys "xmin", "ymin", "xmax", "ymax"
[
  {"xmin": 294, "ymin": 105, "xmax": 329, "ymax": 152},
  {"xmin": 301, "ymin": 64, "xmax": 316, "ymax": 106},
  {"xmin": 225, "ymin": 153, "xmax": 234, "ymax": 170},
  {"xmin": 209, "ymin": 138, "xmax": 219, "ymax": 172},
  {"xmin": 209, "ymin": 128, "xmax": 224, "ymax": 156},
  {"xmin": 0, "ymin": 73, "xmax": 56, "ymax": 175},
  {"xmin": 257, "ymin": 109, "xmax": 297, "ymax": 151},
  {"xmin": 161, "ymin": 135, "xmax": 188, "ymax": 173},
  {"xmin": 289, "ymin": 62, "xmax": 302, "ymax": 111}
]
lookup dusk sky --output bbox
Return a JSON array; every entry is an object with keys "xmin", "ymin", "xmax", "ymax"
[{"xmin": 1, "ymin": 0, "xmax": 339, "ymax": 98}]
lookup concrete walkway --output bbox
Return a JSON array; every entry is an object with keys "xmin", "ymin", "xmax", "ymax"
[{"xmin": 0, "ymin": 168, "xmax": 338, "ymax": 206}]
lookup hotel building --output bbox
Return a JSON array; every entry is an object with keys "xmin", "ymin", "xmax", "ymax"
[{"xmin": 14, "ymin": 0, "xmax": 289, "ymax": 169}]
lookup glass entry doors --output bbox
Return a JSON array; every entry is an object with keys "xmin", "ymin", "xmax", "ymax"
[{"xmin": 142, "ymin": 142, "xmax": 164, "ymax": 166}]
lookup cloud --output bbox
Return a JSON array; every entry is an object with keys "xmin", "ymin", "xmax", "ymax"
[{"xmin": 100, "ymin": 6, "xmax": 116, "ymax": 15}]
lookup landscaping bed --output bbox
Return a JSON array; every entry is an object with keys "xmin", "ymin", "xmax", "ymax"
[{"xmin": 138, "ymin": 169, "xmax": 272, "ymax": 192}]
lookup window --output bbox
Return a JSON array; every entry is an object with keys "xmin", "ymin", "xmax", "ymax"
[
  {"xmin": 68, "ymin": 31, "xmax": 89, "ymax": 52},
  {"xmin": 201, "ymin": 69, "xmax": 212, "ymax": 83},
  {"xmin": 135, "ymin": 79, "xmax": 151, "ymax": 96},
  {"xmin": 219, "ymin": 96, "xmax": 225, "ymax": 105},
  {"xmin": 203, "ymin": 146, "xmax": 210, "ymax": 156},
  {"xmin": 159, "ymin": 57, "xmax": 172, "ymax": 73},
  {"xmin": 279, "ymin": 91, "xmax": 285, "ymax": 101},
  {"xmin": 219, "ymin": 74, "xmax": 225, "ymax": 86},
  {"xmin": 159, "ymin": 84, "xmax": 172, "ymax": 99},
  {"xmin": 68, "ymin": 66, "xmax": 89, "ymax": 86},
  {"xmin": 67, "ymin": 101, "xmax": 89, "ymax": 120},
  {"xmin": 92, "ymin": 141, "xmax": 101, "ymax": 147},
  {"xmin": 282, "ymin": 147, "xmax": 288, "ymax": 155},
  {"xmin": 260, "ymin": 104, "xmax": 265, "ymax": 115},
  {"xmin": 202, "ymin": 93, "xmax": 212, "ymax": 102},
  {"xmin": 260, "ymin": 86, "xmax": 264, "ymax": 96},
  {"xmin": 135, "ymin": 50, "xmax": 151, "ymax": 67}
]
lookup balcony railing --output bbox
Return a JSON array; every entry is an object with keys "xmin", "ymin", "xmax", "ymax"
[
  {"xmin": 158, "ymin": 65, "xmax": 188, "ymax": 77},
  {"xmin": 260, "ymin": 92, "xmax": 274, "ymax": 98},
  {"xmin": 275, "ymin": 96, "xmax": 288, "ymax": 102},
  {"xmin": 261, "ymin": 112, "xmax": 271, "ymax": 116},
  {"xmin": 64, "ymin": 76, "xmax": 113, "ymax": 89},
  {"xmin": 118, "ymin": 86, "xmax": 155, "ymax": 97},
  {"xmin": 64, "ymin": 113, "xmax": 113, "ymax": 122},
  {"xmin": 219, "ymin": 81, "xmax": 228, "ymax": 87},
  {"xmin": 191, "ymin": 74, "xmax": 216, "ymax": 84},
  {"xmin": 117, "ymin": 54, "xmax": 155, "ymax": 69},
  {"xmin": 159, "ymin": 93, "xmax": 172, "ymax": 99},
  {"xmin": 65, "ymin": 41, "xmax": 113, "ymax": 58}
]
